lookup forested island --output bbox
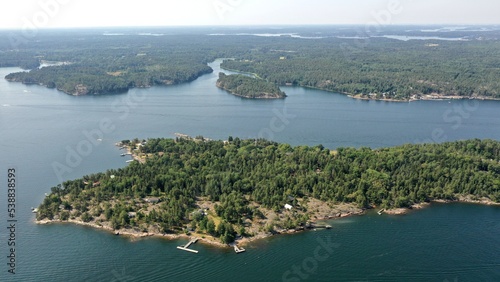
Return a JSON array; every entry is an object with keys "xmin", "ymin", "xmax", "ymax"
[
  {"xmin": 2, "ymin": 27, "xmax": 500, "ymax": 99},
  {"xmin": 5, "ymin": 63, "xmax": 212, "ymax": 95},
  {"xmin": 216, "ymin": 73, "xmax": 286, "ymax": 99},
  {"xmin": 36, "ymin": 137, "xmax": 500, "ymax": 246}
]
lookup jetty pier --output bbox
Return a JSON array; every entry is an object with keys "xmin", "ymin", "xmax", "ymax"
[{"xmin": 177, "ymin": 238, "xmax": 199, "ymax": 253}]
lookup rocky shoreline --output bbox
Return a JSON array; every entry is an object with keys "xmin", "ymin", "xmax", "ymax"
[
  {"xmin": 35, "ymin": 141, "xmax": 500, "ymax": 251},
  {"xmin": 383, "ymin": 197, "xmax": 500, "ymax": 215},
  {"xmin": 216, "ymin": 73, "xmax": 287, "ymax": 99},
  {"xmin": 35, "ymin": 204, "xmax": 363, "ymax": 249},
  {"xmin": 349, "ymin": 93, "xmax": 500, "ymax": 103},
  {"xmin": 36, "ymin": 218, "xmax": 229, "ymax": 248},
  {"xmin": 216, "ymin": 81, "xmax": 286, "ymax": 99},
  {"xmin": 36, "ymin": 197, "xmax": 498, "ymax": 249}
]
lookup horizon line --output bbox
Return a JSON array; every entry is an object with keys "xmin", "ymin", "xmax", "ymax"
[{"xmin": 1, "ymin": 23, "xmax": 500, "ymax": 31}]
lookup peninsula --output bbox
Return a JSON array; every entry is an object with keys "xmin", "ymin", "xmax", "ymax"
[
  {"xmin": 36, "ymin": 137, "xmax": 500, "ymax": 247},
  {"xmin": 216, "ymin": 73, "xmax": 287, "ymax": 99}
]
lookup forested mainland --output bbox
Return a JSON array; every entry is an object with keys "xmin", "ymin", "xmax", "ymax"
[
  {"xmin": 2, "ymin": 27, "xmax": 500, "ymax": 99},
  {"xmin": 36, "ymin": 138, "xmax": 500, "ymax": 244},
  {"xmin": 216, "ymin": 73, "xmax": 286, "ymax": 99}
]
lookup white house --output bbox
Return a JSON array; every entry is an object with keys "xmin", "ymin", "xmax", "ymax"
[{"xmin": 285, "ymin": 204, "xmax": 293, "ymax": 210}]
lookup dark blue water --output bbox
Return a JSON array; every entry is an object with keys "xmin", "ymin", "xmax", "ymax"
[{"xmin": 0, "ymin": 60, "xmax": 499, "ymax": 281}]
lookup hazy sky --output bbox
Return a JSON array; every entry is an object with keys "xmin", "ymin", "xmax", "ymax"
[{"xmin": 1, "ymin": 0, "xmax": 499, "ymax": 29}]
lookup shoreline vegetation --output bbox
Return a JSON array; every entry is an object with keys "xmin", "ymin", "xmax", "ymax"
[
  {"xmin": 381, "ymin": 196, "xmax": 500, "ymax": 215},
  {"xmin": 216, "ymin": 73, "xmax": 287, "ymax": 99},
  {"xmin": 36, "ymin": 198, "xmax": 500, "ymax": 248},
  {"xmin": 36, "ymin": 199, "xmax": 499, "ymax": 252},
  {"xmin": 36, "ymin": 136, "xmax": 500, "ymax": 250},
  {"xmin": 5, "ymin": 67, "xmax": 213, "ymax": 96},
  {"xmin": 348, "ymin": 93, "xmax": 500, "ymax": 103},
  {"xmin": 36, "ymin": 202, "xmax": 363, "ymax": 249},
  {"xmin": 276, "ymin": 83, "xmax": 497, "ymax": 103}
]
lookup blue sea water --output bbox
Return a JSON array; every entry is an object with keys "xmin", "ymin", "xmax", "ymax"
[{"xmin": 0, "ymin": 60, "xmax": 499, "ymax": 281}]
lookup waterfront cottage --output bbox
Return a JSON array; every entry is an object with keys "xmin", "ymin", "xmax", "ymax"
[{"xmin": 144, "ymin": 197, "xmax": 160, "ymax": 204}]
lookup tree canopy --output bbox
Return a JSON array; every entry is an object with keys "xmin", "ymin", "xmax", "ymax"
[
  {"xmin": 216, "ymin": 73, "xmax": 286, "ymax": 99},
  {"xmin": 37, "ymin": 138, "xmax": 500, "ymax": 242},
  {"xmin": 2, "ymin": 27, "xmax": 500, "ymax": 98}
]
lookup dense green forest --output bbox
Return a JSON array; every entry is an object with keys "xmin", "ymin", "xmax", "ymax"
[
  {"xmin": 37, "ymin": 138, "xmax": 500, "ymax": 242},
  {"xmin": 217, "ymin": 73, "xmax": 286, "ymax": 99},
  {"xmin": 220, "ymin": 39, "xmax": 500, "ymax": 100},
  {"xmin": 2, "ymin": 33, "xmax": 216, "ymax": 95},
  {"xmin": 5, "ymin": 62, "xmax": 212, "ymax": 95},
  {"xmin": 2, "ymin": 27, "xmax": 500, "ymax": 98},
  {"xmin": 0, "ymin": 30, "xmax": 244, "ymax": 95}
]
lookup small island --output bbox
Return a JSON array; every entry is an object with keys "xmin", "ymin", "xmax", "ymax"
[
  {"xmin": 35, "ymin": 137, "xmax": 500, "ymax": 248},
  {"xmin": 216, "ymin": 73, "xmax": 287, "ymax": 99}
]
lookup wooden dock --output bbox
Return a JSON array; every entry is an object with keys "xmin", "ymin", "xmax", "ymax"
[
  {"xmin": 233, "ymin": 244, "xmax": 246, "ymax": 254},
  {"xmin": 177, "ymin": 238, "xmax": 199, "ymax": 253},
  {"xmin": 310, "ymin": 224, "xmax": 332, "ymax": 229}
]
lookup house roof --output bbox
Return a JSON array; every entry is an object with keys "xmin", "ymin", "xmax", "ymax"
[{"xmin": 144, "ymin": 197, "xmax": 160, "ymax": 203}]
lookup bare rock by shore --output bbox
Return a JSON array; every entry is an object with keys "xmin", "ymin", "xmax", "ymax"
[
  {"xmin": 348, "ymin": 93, "xmax": 500, "ymax": 103},
  {"xmin": 383, "ymin": 202, "xmax": 431, "ymax": 215},
  {"xmin": 382, "ymin": 196, "xmax": 500, "ymax": 215},
  {"xmin": 35, "ymin": 200, "xmax": 365, "ymax": 249}
]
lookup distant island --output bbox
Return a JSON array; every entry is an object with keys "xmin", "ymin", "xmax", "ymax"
[
  {"xmin": 216, "ymin": 73, "xmax": 286, "ymax": 99},
  {"xmin": 36, "ymin": 137, "xmax": 500, "ymax": 248},
  {"xmin": 5, "ymin": 64, "xmax": 212, "ymax": 96}
]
